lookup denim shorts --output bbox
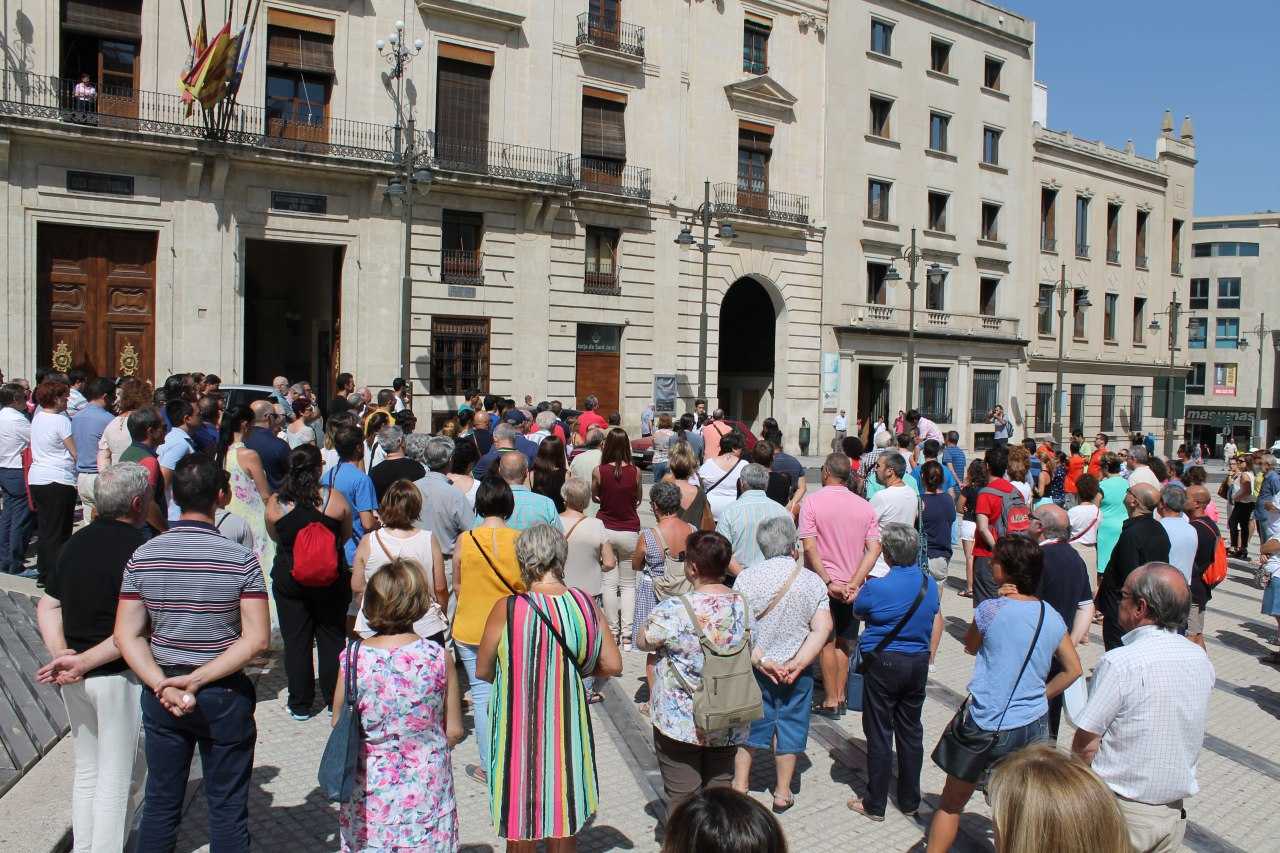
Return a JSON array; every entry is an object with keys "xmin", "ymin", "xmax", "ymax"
[{"xmin": 746, "ymin": 669, "xmax": 814, "ymax": 754}]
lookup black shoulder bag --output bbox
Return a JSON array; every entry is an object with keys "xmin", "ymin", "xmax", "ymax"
[{"xmin": 931, "ymin": 602, "xmax": 1045, "ymax": 785}]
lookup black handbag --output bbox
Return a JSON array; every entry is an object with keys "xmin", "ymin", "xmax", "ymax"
[
  {"xmin": 931, "ymin": 602, "xmax": 1044, "ymax": 784},
  {"xmin": 846, "ymin": 572, "xmax": 929, "ymax": 712}
]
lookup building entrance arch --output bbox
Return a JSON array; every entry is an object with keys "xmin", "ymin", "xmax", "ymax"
[{"xmin": 716, "ymin": 275, "xmax": 780, "ymax": 433}]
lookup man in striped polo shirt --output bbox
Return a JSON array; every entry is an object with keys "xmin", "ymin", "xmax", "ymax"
[{"xmin": 114, "ymin": 453, "xmax": 269, "ymax": 851}]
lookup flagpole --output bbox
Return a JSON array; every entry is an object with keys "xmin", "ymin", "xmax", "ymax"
[{"xmin": 178, "ymin": 0, "xmax": 193, "ymax": 45}]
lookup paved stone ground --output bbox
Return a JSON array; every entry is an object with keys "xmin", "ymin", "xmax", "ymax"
[{"xmin": 162, "ymin": 475, "xmax": 1280, "ymax": 852}]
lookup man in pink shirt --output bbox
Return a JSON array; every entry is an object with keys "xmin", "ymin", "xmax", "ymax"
[
  {"xmin": 798, "ymin": 452, "xmax": 882, "ymax": 716},
  {"xmin": 701, "ymin": 409, "xmax": 732, "ymax": 460}
]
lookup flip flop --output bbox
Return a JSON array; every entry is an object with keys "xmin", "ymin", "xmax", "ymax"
[
  {"xmin": 586, "ymin": 690, "xmax": 605, "ymax": 705},
  {"xmin": 847, "ymin": 798, "xmax": 885, "ymax": 821},
  {"xmin": 772, "ymin": 796, "xmax": 795, "ymax": 814},
  {"xmin": 958, "ymin": 590, "xmax": 973, "ymax": 598},
  {"xmin": 465, "ymin": 764, "xmax": 487, "ymax": 785}
]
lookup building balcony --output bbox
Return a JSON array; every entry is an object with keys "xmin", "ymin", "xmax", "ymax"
[
  {"xmin": 429, "ymin": 136, "xmax": 573, "ymax": 189},
  {"xmin": 584, "ymin": 269, "xmax": 621, "ymax": 295},
  {"xmin": 1136, "ymin": 254, "xmax": 1149, "ymax": 269},
  {"xmin": 1107, "ymin": 248, "xmax": 1120, "ymax": 264},
  {"xmin": 1171, "ymin": 260, "xmax": 1183, "ymax": 275},
  {"xmin": 1075, "ymin": 243, "xmax": 1090, "ymax": 258},
  {"xmin": 576, "ymin": 13, "xmax": 645, "ymax": 63},
  {"xmin": 1041, "ymin": 236, "xmax": 1057, "ymax": 253},
  {"xmin": 441, "ymin": 250, "xmax": 484, "ymax": 286},
  {"xmin": 843, "ymin": 302, "xmax": 1023, "ymax": 340},
  {"xmin": 713, "ymin": 182, "xmax": 810, "ymax": 227},
  {"xmin": 567, "ymin": 157, "xmax": 651, "ymax": 201},
  {"xmin": 0, "ymin": 71, "xmax": 410, "ymax": 165}
]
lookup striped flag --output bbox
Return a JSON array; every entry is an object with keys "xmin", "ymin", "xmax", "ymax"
[
  {"xmin": 189, "ymin": 23, "xmax": 235, "ymax": 109},
  {"xmin": 179, "ymin": 19, "xmax": 208, "ymax": 114},
  {"xmin": 226, "ymin": 0, "xmax": 262, "ymax": 100}
]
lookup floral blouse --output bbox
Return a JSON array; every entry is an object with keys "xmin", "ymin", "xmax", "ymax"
[{"xmin": 642, "ymin": 591, "xmax": 751, "ymax": 747}]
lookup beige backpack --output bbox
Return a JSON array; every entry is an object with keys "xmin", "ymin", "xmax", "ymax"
[{"xmin": 669, "ymin": 593, "xmax": 763, "ymax": 732}]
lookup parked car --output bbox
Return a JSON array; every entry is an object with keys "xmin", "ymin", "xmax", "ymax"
[
  {"xmin": 216, "ymin": 384, "xmax": 274, "ymax": 412},
  {"xmin": 630, "ymin": 420, "xmax": 759, "ymax": 468}
]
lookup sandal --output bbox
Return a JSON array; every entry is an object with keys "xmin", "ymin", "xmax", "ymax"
[
  {"xmin": 586, "ymin": 690, "xmax": 605, "ymax": 705},
  {"xmin": 958, "ymin": 590, "xmax": 973, "ymax": 598},
  {"xmin": 464, "ymin": 764, "xmax": 487, "ymax": 785},
  {"xmin": 772, "ymin": 796, "xmax": 795, "ymax": 814},
  {"xmin": 847, "ymin": 798, "xmax": 885, "ymax": 822}
]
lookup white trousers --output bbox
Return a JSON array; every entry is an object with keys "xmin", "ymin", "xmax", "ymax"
[
  {"xmin": 600, "ymin": 528, "xmax": 640, "ymax": 641},
  {"xmin": 63, "ymin": 673, "xmax": 147, "ymax": 853}
]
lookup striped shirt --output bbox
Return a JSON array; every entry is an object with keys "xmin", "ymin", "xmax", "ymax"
[
  {"xmin": 716, "ymin": 490, "xmax": 791, "ymax": 568},
  {"xmin": 119, "ymin": 521, "xmax": 267, "ymax": 667}
]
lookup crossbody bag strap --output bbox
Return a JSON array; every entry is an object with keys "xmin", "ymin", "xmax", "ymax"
[
  {"xmin": 993, "ymin": 602, "xmax": 1044, "ymax": 732},
  {"xmin": 705, "ymin": 461, "xmax": 739, "ymax": 494},
  {"xmin": 470, "ymin": 530, "xmax": 519, "ymax": 595},
  {"xmin": 756, "ymin": 563, "xmax": 803, "ymax": 622},
  {"xmin": 871, "ymin": 571, "xmax": 930, "ymax": 656},
  {"xmin": 373, "ymin": 530, "xmax": 393, "ymax": 562},
  {"xmin": 518, "ymin": 592, "xmax": 588, "ymax": 676},
  {"xmin": 345, "ymin": 638, "xmax": 362, "ymax": 711},
  {"xmin": 1068, "ymin": 511, "xmax": 1099, "ymax": 543},
  {"xmin": 563, "ymin": 517, "xmax": 586, "ymax": 541}
]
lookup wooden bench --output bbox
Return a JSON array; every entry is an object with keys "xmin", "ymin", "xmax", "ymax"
[{"xmin": 0, "ymin": 590, "xmax": 69, "ymax": 798}]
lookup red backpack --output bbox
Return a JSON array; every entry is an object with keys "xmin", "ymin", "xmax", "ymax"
[
  {"xmin": 292, "ymin": 475, "xmax": 340, "ymax": 587},
  {"xmin": 979, "ymin": 482, "xmax": 1030, "ymax": 539}
]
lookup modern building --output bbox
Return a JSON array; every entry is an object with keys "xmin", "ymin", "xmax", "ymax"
[
  {"xmin": 1184, "ymin": 213, "xmax": 1280, "ymax": 452},
  {"xmin": 0, "ymin": 0, "xmax": 1196, "ymax": 452}
]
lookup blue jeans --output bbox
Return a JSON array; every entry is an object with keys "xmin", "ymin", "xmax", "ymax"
[
  {"xmin": 650, "ymin": 462, "xmax": 669, "ymax": 484},
  {"xmin": 456, "ymin": 642, "xmax": 491, "ymax": 769},
  {"xmin": 960, "ymin": 709, "xmax": 1050, "ymax": 788},
  {"xmin": 746, "ymin": 669, "xmax": 814, "ymax": 754},
  {"xmin": 0, "ymin": 468, "xmax": 33, "ymax": 573},
  {"xmin": 136, "ymin": 671, "xmax": 256, "ymax": 853}
]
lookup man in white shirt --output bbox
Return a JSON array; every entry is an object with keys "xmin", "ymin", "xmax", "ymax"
[
  {"xmin": 0, "ymin": 383, "xmax": 34, "ymax": 574},
  {"xmin": 906, "ymin": 409, "xmax": 943, "ymax": 445},
  {"xmin": 1222, "ymin": 438, "xmax": 1236, "ymax": 460},
  {"xmin": 1073, "ymin": 562, "xmax": 1214, "ymax": 853},
  {"xmin": 869, "ymin": 453, "xmax": 918, "ymax": 579},
  {"xmin": 832, "ymin": 409, "xmax": 848, "ymax": 448},
  {"xmin": 1156, "ymin": 483, "xmax": 1198, "ymax": 585},
  {"xmin": 1127, "ymin": 446, "xmax": 1161, "ymax": 490}
]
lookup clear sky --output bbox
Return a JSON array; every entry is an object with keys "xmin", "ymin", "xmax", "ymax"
[{"xmin": 1015, "ymin": 0, "xmax": 1279, "ymax": 216}]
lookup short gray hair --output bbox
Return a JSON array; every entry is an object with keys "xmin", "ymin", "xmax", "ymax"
[
  {"xmin": 498, "ymin": 450, "xmax": 528, "ymax": 483},
  {"xmin": 346, "ymin": 391, "xmax": 364, "ymax": 407},
  {"xmin": 1033, "ymin": 505, "xmax": 1070, "ymax": 540},
  {"xmin": 376, "ymin": 425, "xmax": 404, "ymax": 454},
  {"xmin": 584, "ymin": 427, "xmax": 605, "ymax": 447},
  {"xmin": 874, "ymin": 429, "xmax": 893, "ymax": 449},
  {"xmin": 561, "ymin": 477, "xmax": 591, "ymax": 511},
  {"xmin": 404, "ymin": 432, "xmax": 431, "ymax": 464},
  {"xmin": 516, "ymin": 523, "xmax": 567, "ymax": 586},
  {"xmin": 493, "ymin": 422, "xmax": 520, "ymax": 443},
  {"xmin": 94, "ymin": 462, "xmax": 150, "ymax": 520},
  {"xmin": 649, "ymin": 480, "xmax": 682, "ymax": 516},
  {"xmin": 756, "ymin": 515, "xmax": 798, "ymax": 560},
  {"xmin": 424, "ymin": 436, "xmax": 454, "ymax": 472},
  {"xmin": 712, "ymin": 408, "xmax": 725, "ymax": 420},
  {"xmin": 1130, "ymin": 445, "xmax": 1149, "ymax": 464},
  {"xmin": 879, "ymin": 522, "xmax": 920, "ymax": 567},
  {"xmin": 739, "ymin": 463, "xmax": 770, "ymax": 492},
  {"xmin": 289, "ymin": 382, "xmax": 307, "ymax": 397},
  {"xmin": 535, "ymin": 410, "xmax": 557, "ymax": 430},
  {"xmin": 1127, "ymin": 562, "xmax": 1191, "ymax": 630},
  {"xmin": 1161, "ymin": 482, "xmax": 1188, "ymax": 513}
]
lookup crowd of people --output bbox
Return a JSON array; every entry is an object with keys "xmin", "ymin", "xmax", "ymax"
[{"xmin": 1, "ymin": 362, "xmax": 1277, "ymax": 852}]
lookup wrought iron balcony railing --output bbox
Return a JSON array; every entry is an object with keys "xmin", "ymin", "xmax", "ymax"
[
  {"xmin": 1107, "ymin": 248, "xmax": 1120, "ymax": 263},
  {"xmin": 576, "ymin": 13, "xmax": 645, "ymax": 59},
  {"xmin": 1041, "ymin": 236, "xmax": 1057, "ymax": 253},
  {"xmin": 0, "ymin": 71, "xmax": 413, "ymax": 163},
  {"xmin": 429, "ymin": 135, "xmax": 573, "ymax": 187},
  {"xmin": 713, "ymin": 182, "xmax": 810, "ymax": 225},
  {"xmin": 1171, "ymin": 260, "xmax": 1183, "ymax": 275},
  {"xmin": 584, "ymin": 270, "xmax": 621, "ymax": 295},
  {"xmin": 441, "ymin": 250, "xmax": 484, "ymax": 286},
  {"xmin": 568, "ymin": 157, "xmax": 651, "ymax": 200},
  {"xmin": 1075, "ymin": 242, "xmax": 1090, "ymax": 258},
  {"xmin": 1136, "ymin": 254, "xmax": 1149, "ymax": 269}
]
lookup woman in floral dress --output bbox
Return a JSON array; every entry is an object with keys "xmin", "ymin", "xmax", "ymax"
[
  {"xmin": 334, "ymin": 558, "xmax": 463, "ymax": 852},
  {"xmin": 216, "ymin": 406, "xmax": 274, "ymax": 573}
]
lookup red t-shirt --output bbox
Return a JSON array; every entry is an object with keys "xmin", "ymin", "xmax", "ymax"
[
  {"xmin": 577, "ymin": 411, "xmax": 608, "ymax": 439},
  {"xmin": 1064, "ymin": 454, "xmax": 1085, "ymax": 493},
  {"xmin": 1088, "ymin": 447, "xmax": 1105, "ymax": 479},
  {"xmin": 974, "ymin": 477, "xmax": 1015, "ymax": 558}
]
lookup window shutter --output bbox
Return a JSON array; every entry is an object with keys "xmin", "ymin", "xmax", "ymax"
[
  {"xmin": 436, "ymin": 58, "xmax": 492, "ymax": 148},
  {"xmin": 266, "ymin": 9, "xmax": 335, "ymax": 36},
  {"xmin": 266, "ymin": 28, "xmax": 335, "ymax": 75},
  {"xmin": 738, "ymin": 127, "xmax": 772, "ymax": 155},
  {"xmin": 582, "ymin": 96, "xmax": 626, "ymax": 161},
  {"xmin": 62, "ymin": 0, "xmax": 142, "ymax": 40}
]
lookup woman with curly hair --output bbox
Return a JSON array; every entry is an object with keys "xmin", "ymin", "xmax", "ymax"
[{"xmin": 97, "ymin": 378, "xmax": 152, "ymax": 469}]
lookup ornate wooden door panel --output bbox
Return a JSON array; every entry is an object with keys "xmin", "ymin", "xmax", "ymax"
[{"xmin": 37, "ymin": 225, "xmax": 156, "ymax": 380}]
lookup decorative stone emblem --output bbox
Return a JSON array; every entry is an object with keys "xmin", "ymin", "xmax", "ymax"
[
  {"xmin": 52, "ymin": 340, "xmax": 72, "ymax": 374},
  {"xmin": 118, "ymin": 343, "xmax": 139, "ymax": 376}
]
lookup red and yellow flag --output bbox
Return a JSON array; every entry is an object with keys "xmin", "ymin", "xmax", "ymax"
[{"xmin": 187, "ymin": 23, "xmax": 235, "ymax": 110}]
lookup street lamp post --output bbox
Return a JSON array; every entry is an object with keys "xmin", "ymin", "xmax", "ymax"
[
  {"xmin": 1035, "ymin": 263, "xmax": 1090, "ymax": 445},
  {"xmin": 675, "ymin": 180, "xmax": 736, "ymax": 401},
  {"xmin": 1147, "ymin": 298, "xmax": 1185, "ymax": 457},
  {"xmin": 1238, "ymin": 312, "xmax": 1277, "ymax": 450},
  {"xmin": 377, "ymin": 21, "xmax": 431, "ymax": 398},
  {"xmin": 883, "ymin": 228, "xmax": 945, "ymax": 413}
]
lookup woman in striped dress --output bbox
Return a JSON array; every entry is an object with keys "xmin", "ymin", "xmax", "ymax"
[{"xmin": 476, "ymin": 523, "xmax": 623, "ymax": 850}]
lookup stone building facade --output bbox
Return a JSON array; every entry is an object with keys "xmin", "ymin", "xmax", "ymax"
[{"xmin": 0, "ymin": 0, "xmax": 1195, "ymax": 451}]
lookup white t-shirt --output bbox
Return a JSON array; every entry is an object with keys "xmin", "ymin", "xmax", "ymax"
[
  {"xmin": 28, "ymin": 410, "xmax": 76, "ymax": 486},
  {"xmin": 833, "ymin": 414, "xmax": 848, "ymax": 431},
  {"xmin": 1011, "ymin": 480, "xmax": 1033, "ymax": 507},
  {"xmin": 871, "ymin": 483, "xmax": 918, "ymax": 526},
  {"xmin": 699, "ymin": 457, "xmax": 747, "ymax": 520},
  {"xmin": 1067, "ymin": 503, "xmax": 1100, "ymax": 546}
]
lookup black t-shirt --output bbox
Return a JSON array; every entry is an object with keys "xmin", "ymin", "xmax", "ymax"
[
  {"xmin": 1036, "ymin": 541, "xmax": 1092, "ymax": 632},
  {"xmin": 46, "ymin": 519, "xmax": 148, "ymax": 677},
  {"xmin": 1189, "ymin": 517, "xmax": 1218, "ymax": 607},
  {"xmin": 369, "ymin": 457, "xmax": 426, "ymax": 503},
  {"xmin": 244, "ymin": 427, "xmax": 291, "ymax": 491},
  {"xmin": 772, "ymin": 452, "xmax": 804, "ymax": 487}
]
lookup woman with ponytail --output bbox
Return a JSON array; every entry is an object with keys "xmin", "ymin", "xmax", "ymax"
[{"xmin": 217, "ymin": 404, "xmax": 274, "ymax": 570}]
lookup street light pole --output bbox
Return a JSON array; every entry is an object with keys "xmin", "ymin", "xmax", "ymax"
[
  {"xmin": 883, "ymin": 229, "xmax": 943, "ymax": 414},
  {"xmin": 1039, "ymin": 267, "xmax": 1089, "ymax": 445},
  {"xmin": 699, "ymin": 179, "xmax": 711, "ymax": 401},
  {"xmin": 1240, "ymin": 312, "xmax": 1273, "ymax": 449},
  {"xmin": 1147, "ymin": 298, "xmax": 1183, "ymax": 457}
]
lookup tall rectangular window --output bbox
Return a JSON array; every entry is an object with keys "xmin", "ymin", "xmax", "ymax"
[
  {"xmin": 1188, "ymin": 317, "xmax": 1207, "ymax": 349},
  {"xmin": 920, "ymin": 368, "xmax": 950, "ymax": 422},
  {"xmin": 982, "ymin": 127, "xmax": 1001, "ymax": 165},
  {"xmin": 1171, "ymin": 218, "xmax": 1184, "ymax": 270},
  {"xmin": 60, "ymin": 0, "xmax": 143, "ymax": 119},
  {"xmin": 737, "ymin": 124, "xmax": 772, "ymax": 211},
  {"xmin": 1213, "ymin": 363, "xmax": 1238, "ymax": 396},
  {"xmin": 1101, "ymin": 385, "xmax": 1115, "ymax": 431},
  {"xmin": 430, "ymin": 316, "xmax": 490, "ymax": 395},
  {"xmin": 1132, "ymin": 297, "xmax": 1147, "ymax": 344},
  {"xmin": 437, "ymin": 50, "xmax": 494, "ymax": 163},
  {"xmin": 926, "ymin": 269, "xmax": 946, "ymax": 311},
  {"xmin": 928, "ymin": 191, "xmax": 948, "ymax": 233},
  {"xmin": 1217, "ymin": 277, "xmax": 1241, "ymax": 309},
  {"xmin": 1070, "ymin": 384, "xmax": 1086, "ymax": 432},
  {"xmin": 1104, "ymin": 293, "xmax": 1118, "ymax": 341},
  {"xmin": 930, "ymin": 39, "xmax": 951, "ymax": 74},
  {"xmin": 584, "ymin": 226, "xmax": 621, "ymax": 293},
  {"xmin": 743, "ymin": 17, "xmax": 770, "ymax": 74},
  {"xmin": 1215, "ymin": 318, "xmax": 1240, "ymax": 349},
  {"xmin": 983, "ymin": 56, "xmax": 1003, "ymax": 90},
  {"xmin": 1041, "ymin": 188, "xmax": 1057, "ymax": 251},
  {"xmin": 980, "ymin": 202, "xmax": 1001, "ymax": 241},
  {"xmin": 929, "ymin": 112, "xmax": 950, "ymax": 152},
  {"xmin": 979, "ymin": 278, "xmax": 1000, "ymax": 318},
  {"xmin": 1035, "ymin": 383, "xmax": 1053, "ymax": 433},
  {"xmin": 870, "ymin": 19, "xmax": 893, "ymax": 55},
  {"xmin": 867, "ymin": 262, "xmax": 889, "ymax": 305},
  {"xmin": 972, "ymin": 370, "xmax": 1000, "ymax": 423},
  {"xmin": 1073, "ymin": 289, "xmax": 1088, "ymax": 338},
  {"xmin": 581, "ymin": 91, "xmax": 627, "ymax": 187},
  {"xmin": 1075, "ymin": 196, "xmax": 1090, "ymax": 256},
  {"xmin": 867, "ymin": 179, "xmax": 891, "ymax": 221},
  {"xmin": 869, "ymin": 95, "xmax": 893, "ymax": 138},
  {"xmin": 1189, "ymin": 278, "xmax": 1210, "ymax": 309},
  {"xmin": 1106, "ymin": 203, "xmax": 1121, "ymax": 262},
  {"xmin": 1186, "ymin": 362, "xmax": 1206, "ymax": 395},
  {"xmin": 1037, "ymin": 284, "xmax": 1054, "ymax": 333},
  {"xmin": 1129, "ymin": 386, "xmax": 1144, "ymax": 432},
  {"xmin": 441, "ymin": 210, "xmax": 484, "ymax": 285},
  {"xmin": 1135, "ymin": 209, "xmax": 1149, "ymax": 266},
  {"xmin": 266, "ymin": 14, "xmax": 338, "ymax": 144}
]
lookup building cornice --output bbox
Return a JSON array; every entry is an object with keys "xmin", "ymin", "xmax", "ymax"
[
  {"xmin": 416, "ymin": 0, "xmax": 524, "ymax": 32},
  {"xmin": 1034, "ymin": 124, "xmax": 1167, "ymax": 180}
]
